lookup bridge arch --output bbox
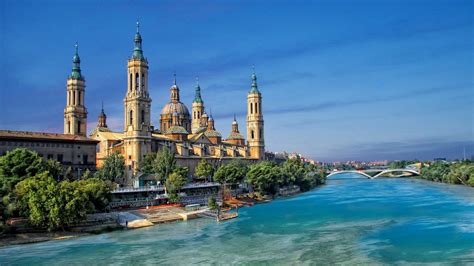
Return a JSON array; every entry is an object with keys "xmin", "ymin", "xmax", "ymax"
[
  {"xmin": 326, "ymin": 171, "xmax": 372, "ymax": 179},
  {"xmin": 327, "ymin": 169, "xmax": 420, "ymax": 179}
]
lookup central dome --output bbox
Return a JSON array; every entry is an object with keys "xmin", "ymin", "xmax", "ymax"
[{"xmin": 160, "ymin": 101, "xmax": 190, "ymax": 116}]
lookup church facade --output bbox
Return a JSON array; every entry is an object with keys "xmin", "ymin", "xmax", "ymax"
[{"xmin": 75, "ymin": 22, "xmax": 266, "ymax": 185}]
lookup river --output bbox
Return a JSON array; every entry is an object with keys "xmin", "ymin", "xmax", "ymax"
[{"xmin": 1, "ymin": 174, "xmax": 473, "ymax": 265}]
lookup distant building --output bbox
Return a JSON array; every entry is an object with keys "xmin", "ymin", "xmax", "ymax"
[{"xmin": 0, "ymin": 130, "xmax": 98, "ymax": 178}]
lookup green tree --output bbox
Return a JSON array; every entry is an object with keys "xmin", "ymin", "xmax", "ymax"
[
  {"xmin": 246, "ymin": 161, "xmax": 281, "ymax": 195},
  {"xmin": 213, "ymin": 161, "xmax": 248, "ymax": 184},
  {"xmin": 422, "ymin": 161, "xmax": 451, "ymax": 182},
  {"xmin": 165, "ymin": 171, "xmax": 188, "ymax": 203},
  {"xmin": 78, "ymin": 178, "xmax": 113, "ymax": 212},
  {"xmin": 81, "ymin": 169, "xmax": 94, "ymax": 180},
  {"xmin": 63, "ymin": 166, "xmax": 74, "ymax": 181},
  {"xmin": 447, "ymin": 163, "xmax": 474, "ymax": 186},
  {"xmin": 139, "ymin": 153, "xmax": 157, "ymax": 174},
  {"xmin": 281, "ymin": 157, "xmax": 306, "ymax": 185},
  {"xmin": 194, "ymin": 159, "xmax": 214, "ymax": 181},
  {"xmin": 15, "ymin": 173, "xmax": 112, "ymax": 230},
  {"xmin": 0, "ymin": 148, "xmax": 47, "ymax": 193},
  {"xmin": 94, "ymin": 152, "xmax": 125, "ymax": 183},
  {"xmin": 0, "ymin": 148, "xmax": 49, "ymax": 220},
  {"xmin": 207, "ymin": 196, "xmax": 218, "ymax": 210},
  {"xmin": 45, "ymin": 159, "xmax": 63, "ymax": 181},
  {"xmin": 154, "ymin": 147, "xmax": 176, "ymax": 182},
  {"xmin": 15, "ymin": 172, "xmax": 59, "ymax": 229}
]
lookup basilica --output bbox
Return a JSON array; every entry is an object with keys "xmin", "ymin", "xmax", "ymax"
[{"xmin": 64, "ymin": 22, "xmax": 265, "ymax": 185}]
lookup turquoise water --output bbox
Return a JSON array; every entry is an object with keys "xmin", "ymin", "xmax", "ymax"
[{"xmin": 1, "ymin": 175, "xmax": 474, "ymax": 265}]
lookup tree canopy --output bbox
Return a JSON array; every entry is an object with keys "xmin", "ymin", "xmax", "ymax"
[
  {"xmin": 94, "ymin": 152, "xmax": 125, "ymax": 183},
  {"xmin": 194, "ymin": 159, "xmax": 214, "ymax": 181},
  {"xmin": 165, "ymin": 170, "xmax": 188, "ymax": 203},
  {"xmin": 153, "ymin": 147, "xmax": 176, "ymax": 182},
  {"xmin": 213, "ymin": 160, "xmax": 248, "ymax": 184}
]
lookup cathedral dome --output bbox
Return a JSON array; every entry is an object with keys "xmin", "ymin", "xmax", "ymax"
[{"xmin": 160, "ymin": 102, "xmax": 190, "ymax": 117}]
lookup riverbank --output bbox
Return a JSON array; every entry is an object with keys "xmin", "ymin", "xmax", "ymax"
[{"xmin": 0, "ymin": 231, "xmax": 90, "ymax": 247}]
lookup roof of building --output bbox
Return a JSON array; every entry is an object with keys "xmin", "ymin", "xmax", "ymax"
[
  {"xmin": 93, "ymin": 131, "xmax": 123, "ymax": 141},
  {"xmin": 0, "ymin": 130, "xmax": 98, "ymax": 143},
  {"xmin": 165, "ymin": 125, "xmax": 188, "ymax": 135},
  {"xmin": 160, "ymin": 101, "xmax": 190, "ymax": 117},
  {"xmin": 204, "ymin": 129, "xmax": 222, "ymax": 138},
  {"xmin": 227, "ymin": 132, "xmax": 245, "ymax": 140}
]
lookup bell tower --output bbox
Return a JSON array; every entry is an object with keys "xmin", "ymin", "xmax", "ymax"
[
  {"xmin": 123, "ymin": 21, "xmax": 152, "ymax": 181},
  {"xmin": 64, "ymin": 43, "xmax": 87, "ymax": 136},
  {"xmin": 191, "ymin": 77, "xmax": 205, "ymax": 133},
  {"xmin": 246, "ymin": 67, "xmax": 265, "ymax": 160}
]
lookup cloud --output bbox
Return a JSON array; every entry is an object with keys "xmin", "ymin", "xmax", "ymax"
[{"xmin": 161, "ymin": 20, "xmax": 471, "ymax": 77}]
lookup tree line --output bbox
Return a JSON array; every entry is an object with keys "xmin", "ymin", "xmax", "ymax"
[
  {"xmin": 420, "ymin": 160, "xmax": 474, "ymax": 187},
  {"xmin": 1, "ymin": 147, "xmax": 328, "ymax": 232}
]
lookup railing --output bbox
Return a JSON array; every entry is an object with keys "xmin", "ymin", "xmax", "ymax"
[{"xmin": 112, "ymin": 182, "xmax": 221, "ymax": 194}]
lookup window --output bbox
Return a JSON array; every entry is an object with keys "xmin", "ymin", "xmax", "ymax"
[
  {"xmin": 73, "ymin": 91, "xmax": 76, "ymax": 105},
  {"xmin": 259, "ymin": 129, "xmax": 262, "ymax": 139},
  {"xmin": 129, "ymin": 110, "xmax": 133, "ymax": 125},
  {"xmin": 83, "ymin": 155, "xmax": 88, "ymax": 165},
  {"xmin": 141, "ymin": 73, "xmax": 145, "ymax": 90},
  {"xmin": 250, "ymin": 103, "xmax": 253, "ymax": 114},
  {"xmin": 255, "ymin": 103, "xmax": 258, "ymax": 114},
  {"xmin": 141, "ymin": 109, "xmax": 145, "ymax": 124},
  {"xmin": 135, "ymin": 73, "xmax": 139, "ymax": 90},
  {"xmin": 251, "ymin": 130, "xmax": 254, "ymax": 139},
  {"xmin": 78, "ymin": 91, "xmax": 82, "ymax": 105},
  {"xmin": 57, "ymin": 154, "xmax": 63, "ymax": 162},
  {"xmin": 68, "ymin": 121, "xmax": 71, "ymax": 133},
  {"xmin": 130, "ymin": 73, "xmax": 133, "ymax": 91},
  {"xmin": 77, "ymin": 121, "xmax": 81, "ymax": 133}
]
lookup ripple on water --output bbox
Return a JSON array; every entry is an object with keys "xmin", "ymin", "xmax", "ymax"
[{"xmin": 1, "ymin": 177, "xmax": 473, "ymax": 265}]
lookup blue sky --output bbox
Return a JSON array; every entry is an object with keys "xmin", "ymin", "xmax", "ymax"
[{"xmin": 0, "ymin": 0, "xmax": 472, "ymax": 161}]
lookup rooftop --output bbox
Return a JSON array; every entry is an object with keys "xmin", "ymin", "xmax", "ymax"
[{"xmin": 0, "ymin": 130, "xmax": 99, "ymax": 143}]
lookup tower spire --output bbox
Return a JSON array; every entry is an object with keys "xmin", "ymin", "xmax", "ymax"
[
  {"xmin": 132, "ymin": 20, "xmax": 144, "ymax": 60},
  {"xmin": 250, "ymin": 65, "xmax": 259, "ymax": 93},
  {"xmin": 70, "ymin": 42, "xmax": 83, "ymax": 80},
  {"xmin": 193, "ymin": 76, "xmax": 203, "ymax": 103}
]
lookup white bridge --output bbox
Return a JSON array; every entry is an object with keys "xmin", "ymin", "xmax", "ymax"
[{"xmin": 327, "ymin": 169, "xmax": 420, "ymax": 179}]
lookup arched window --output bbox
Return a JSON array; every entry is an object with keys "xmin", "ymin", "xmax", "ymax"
[
  {"xmin": 78, "ymin": 91, "xmax": 82, "ymax": 106},
  {"xmin": 129, "ymin": 110, "xmax": 133, "ymax": 126},
  {"xmin": 135, "ymin": 73, "xmax": 139, "ymax": 90},
  {"xmin": 141, "ymin": 109, "xmax": 145, "ymax": 124},
  {"xmin": 77, "ymin": 121, "xmax": 81, "ymax": 133},
  {"xmin": 250, "ymin": 103, "xmax": 253, "ymax": 114},
  {"xmin": 254, "ymin": 103, "xmax": 258, "ymax": 114},
  {"xmin": 259, "ymin": 129, "xmax": 262, "ymax": 139},
  {"xmin": 198, "ymin": 111, "xmax": 200, "ymax": 118},
  {"xmin": 129, "ymin": 73, "xmax": 133, "ymax": 91},
  {"xmin": 67, "ymin": 121, "xmax": 71, "ymax": 133},
  {"xmin": 73, "ymin": 91, "xmax": 76, "ymax": 105},
  {"xmin": 251, "ymin": 130, "xmax": 254, "ymax": 139},
  {"xmin": 141, "ymin": 73, "xmax": 145, "ymax": 90}
]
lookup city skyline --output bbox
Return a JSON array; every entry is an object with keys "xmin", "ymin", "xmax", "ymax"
[{"xmin": 1, "ymin": 0, "xmax": 472, "ymax": 161}]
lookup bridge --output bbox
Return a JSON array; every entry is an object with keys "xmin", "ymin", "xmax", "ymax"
[{"xmin": 327, "ymin": 169, "xmax": 420, "ymax": 179}]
